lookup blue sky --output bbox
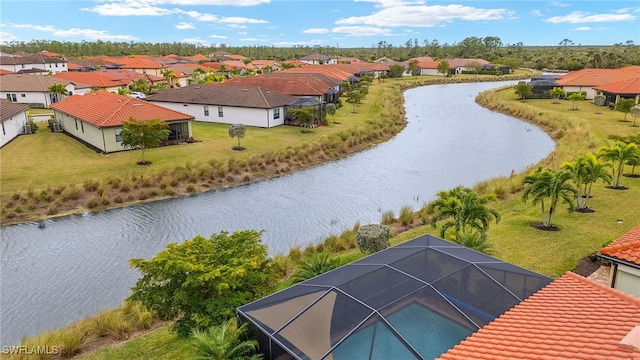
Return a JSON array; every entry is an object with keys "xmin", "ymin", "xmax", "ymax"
[{"xmin": 1, "ymin": 0, "xmax": 638, "ymax": 48}]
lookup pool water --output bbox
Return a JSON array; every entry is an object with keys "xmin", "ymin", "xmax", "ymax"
[{"xmin": 331, "ymin": 303, "xmax": 474, "ymax": 360}]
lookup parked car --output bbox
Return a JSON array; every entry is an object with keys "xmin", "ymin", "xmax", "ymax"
[{"xmin": 129, "ymin": 92, "xmax": 146, "ymax": 99}]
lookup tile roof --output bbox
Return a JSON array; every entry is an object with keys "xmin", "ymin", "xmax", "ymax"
[
  {"xmin": 438, "ymin": 271, "xmax": 640, "ymax": 360},
  {"xmin": 600, "ymin": 224, "xmax": 640, "ymax": 266},
  {"xmin": 222, "ymin": 73, "xmax": 338, "ymax": 97},
  {"xmin": 50, "ymin": 91, "xmax": 193, "ymax": 128},
  {"xmin": 280, "ymin": 66, "xmax": 355, "ymax": 82},
  {"xmin": 94, "ymin": 69, "xmax": 164, "ymax": 83},
  {"xmin": 53, "ymin": 71, "xmax": 131, "ymax": 88},
  {"xmin": 555, "ymin": 67, "xmax": 640, "ymax": 87},
  {"xmin": 594, "ymin": 77, "xmax": 640, "ymax": 95},
  {"xmin": 147, "ymin": 84, "xmax": 297, "ymax": 109},
  {"xmin": 103, "ymin": 56, "xmax": 167, "ymax": 70},
  {"xmin": 0, "ymin": 74, "xmax": 85, "ymax": 91},
  {"xmin": 0, "ymin": 98, "xmax": 29, "ymax": 121}
]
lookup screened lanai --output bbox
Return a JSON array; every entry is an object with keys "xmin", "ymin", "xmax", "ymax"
[{"xmin": 236, "ymin": 234, "xmax": 553, "ymax": 360}]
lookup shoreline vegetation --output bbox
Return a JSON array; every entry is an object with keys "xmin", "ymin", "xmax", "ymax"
[{"xmin": 4, "ymin": 70, "xmax": 640, "ymax": 359}]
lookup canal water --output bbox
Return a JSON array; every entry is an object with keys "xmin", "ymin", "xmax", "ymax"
[{"xmin": 0, "ymin": 81, "xmax": 555, "ymax": 345}]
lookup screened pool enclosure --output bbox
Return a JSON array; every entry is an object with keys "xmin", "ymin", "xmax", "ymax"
[{"xmin": 237, "ymin": 234, "xmax": 552, "ymax": 360}]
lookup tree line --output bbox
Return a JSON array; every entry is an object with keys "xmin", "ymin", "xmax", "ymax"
[{"xmin": 3, "ymin": 37, "xmax": 638, "ymax": 70}]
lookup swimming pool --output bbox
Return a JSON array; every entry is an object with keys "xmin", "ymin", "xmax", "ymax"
[{"xmin": 331, "ymin": 303, "xmax": 474, "ymax": 360}]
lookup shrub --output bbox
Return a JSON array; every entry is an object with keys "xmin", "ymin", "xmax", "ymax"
[
  {"xmin": 398, "ymin": 205, "xmax": 414, "ymax": 226},
  {"xmin": 356, "ymin": 224, "xmax": 391, "ymax": 254},
  {"xmin": 381, "ymin": 210, "xmax": 395, "ymax": 225}
]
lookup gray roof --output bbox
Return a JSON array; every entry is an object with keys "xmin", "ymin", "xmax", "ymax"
[
  {"xmin": 0, "ymin": 99, "xmax": 29, "ymax": 121},
  {"xmin": 0, "ymin": 74, "xmax": 88, "ymax": 92},
  {"xmin": 147, "ymin": 84, "xmax": 297, "ymax": 109}
]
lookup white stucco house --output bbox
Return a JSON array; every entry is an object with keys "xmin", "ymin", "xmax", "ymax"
[
  {"xmin": 0, "ymin": 53, "xmax": 68, "ymax": 74},
  {"xmin": 50, "ymin": 92, "xmax": 194, "ymax": 153},
  {"xmin": 598, "ymin": 224, "xmax": 640, "ymax": 298},
  {"xmin": 0, "ymin": 74, "xmax": 91, "ymax": 108},
  {"xmin": 147, "ymin": 84, "xmax": 297, "ymax": 128},
  {"xmin": 0, "ymin": 99, "xmax": 30, "ymax": 148}
]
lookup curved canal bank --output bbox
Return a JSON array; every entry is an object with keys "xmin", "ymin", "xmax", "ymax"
[{"xmin": 0, "ymin": 79, "xmax": 555, "ymax": 346}]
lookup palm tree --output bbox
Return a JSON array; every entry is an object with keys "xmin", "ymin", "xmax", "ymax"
[
  {"xmin": 161, "ymin": 68, "xmax": 177, "ymax": 86},
  {"xmin": 549, "ymin": 87, "xmax": 564, "ymax": 104},
  {"xmin": 48, "ymin": 82, "xmax": 68, "ymax": 104},
  {"xmin": 597, "ymin": 142, "xmax": 640, "ymax": 188},
  {"xmin": 454, "ymin": 230, "xmax": 494, "ymax": 255},
  {"xmin": 190, "ymin": 319, "xmax": 263, "ymax": 360},
  {"xmin": 427, "ymin": 186, "xmax": 501, "ymax": 240},
  {"xmin": 562, "ymin": 154, "xmax": 611, "ymax": 211},
  {"xmin": 290, "ymin": 252, "xmax": 339, "ymax": 284},
  {"xmin": 522, "ymin": 167, "xmax": 576, "ymax": 228}
]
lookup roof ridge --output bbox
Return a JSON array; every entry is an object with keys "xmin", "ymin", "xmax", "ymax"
[
  {"xmin": 256, "ymin": 86, "xmax": 270, "ymax": 108},
  {"xmin": 564, "ymin": 271, "xmax": 640, "ymax": 308}
]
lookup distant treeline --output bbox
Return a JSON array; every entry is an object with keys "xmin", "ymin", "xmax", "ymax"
[{"xmin": 2, "ymin": 36, "xmax": 638, "ymax": 70}]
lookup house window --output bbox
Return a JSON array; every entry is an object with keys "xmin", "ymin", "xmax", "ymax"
[
  {"xmin": 81, "ymin": 122, "xmax": 84, "ymax": 133},
  {"xmin": 274, "ymin": 108, "xmax": 280, "ymax": 119},
  {"xmin": 7, "ymin": 94, "xmax": 17, "ymax": 102},
  {"xmin": 115, "ymin": 128, "xmax": 122, "ymax": 142},
  {"xmin": 218, "ymin": 107, "xmax": 223, "ymax": 117},
  {"xmin": 2, "ymin": 122, "xmax": 5, "ymax": 135},
  {"xmin": 75, "ymin": 119, "xmax": 78, "ymax": 130},
  {"xmin": 21, "ymin": 94, "xmax": 26, "ymax": 97},
  {"xmin": 204, "ymin": 106, "xmax": 209, "ymax": 116},
  {"xmin": 142, "ymin": 69, "xmax": 147, "ymax": 74}
]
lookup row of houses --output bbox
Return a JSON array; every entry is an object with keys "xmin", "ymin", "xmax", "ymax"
[{"xmin": 530, "ymin": 65, "xmax": 640, "ymax": 104}]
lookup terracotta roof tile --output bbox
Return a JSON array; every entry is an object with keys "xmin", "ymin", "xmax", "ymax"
[
  {"xmin": 594, "ymin": 77, "xmax": 640, "ymax": 95},
  {"xmin": 53, "ymin": 72, "xmax": 131, "ymax": 88},
  {"xmin": 555, "ymin": 67, "xmax": 640, "ymax": 86},
  {"xmin": 600, "ymin": 224, "xmax": 640, "ymax": 266},
  {"xmin": 438, "ymin": 272, "xmax": 640, "ymax": 360},
  {"xmin": 50, "ymin": 91, "xmax": 193, "ymax": 128}
]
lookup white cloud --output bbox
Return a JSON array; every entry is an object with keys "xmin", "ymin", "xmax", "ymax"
[
  {"xmin": 530, "ymin": 10, "xmax": 543, "ymax": 17},
  {"xmin": 53, "ymin": 28, "xmax": 138, "ymax": 41},
  {"xmin": 549, "ymin": 1, "xmax": 570, "ymax": 7},
  {"xmin": 544, "ymin": 11, "xmax": 636, "ymax": 23},
  {"xmin": 83, "ymin": 1, "xmax": 173, "ymax": 16},
  {"xmin": 175, "ymin": 22, "xmax": 195, "ymax": 29},
  {"xmin": 11, "ymin": 24, "xmax": 56, "ymax": 32},
  {"xmin": 332, "ymin": 26, "xmax": 393, "ymax": 37},
  {"xmin": 303, "ymin": 28, "xmax": 330, "ymax": 34},
  {"xmin": 336, "ymin": 4, "xmax": 513, "ymax": 28},
  {"xmin": 219, "ymin": 17, "xmax": 268, "ymax": 24},
  {"xmin": 0, "ymin": 31, "xmax": 19, "ymax": 42},
  {"xmin": 573, "ymin": 26, "xmax": 591, "ymax": 31},
  {"xmin": 209, "ymin": 34, "xmax": 228, "ymax": 39},
  {"xmin": 8, "ymin": 23, "xmax": 137, "ymax": 41},
  {"xmin": 355, "ymin": 0, "xmax": 426, "ymax": 8}
]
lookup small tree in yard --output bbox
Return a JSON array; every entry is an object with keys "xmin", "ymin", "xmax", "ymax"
[
  {"xmin": 631, "ymin": 105, "xmax": 640, "ymax": 127},
  {"xmin": 191, "ymin": 319, "xmax": 263, "ymax": 360},
  {"xmin": 567, "ymin": 92, "xmax": 585, "ymax": 110},
  {"xmin": 514, "ymin": 82, "xmax": 533, "ymax": 100},
  {"xmin": 522, "ymin": 167, "xmax": 576, "ymax": 229},
  {"xmin": 615, "ymin": 98, "xmax": 636, "ymax": 122},
  {"xmin": 549, "ymin": 87, "xmax": 564, "ymax": 103},
  {"xmin": 593, "ymin": 94, "xmax": 607, "ymax": 107},
  {"xmin": 128, "ymin": 230, "xmax": 277, "ymax": 337},
  {"xmin": 229, "ymin": 124, "xmax": 246, "ymax": 150},
  {"xmin": 325, "ymin": 103, "xmax": 338, "ymax": 124},
  {"xmin": 356, "ymin": 224, "xmax": 390, "ymax": 254},
  {"xmin": 120, "ymin": 118, "xmax": 170, "ymax": 165},
  {"xmin": 597, "ymin": 142, "xmax": 640, "ymax": 189}
]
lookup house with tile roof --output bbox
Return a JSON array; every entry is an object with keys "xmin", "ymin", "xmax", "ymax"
[
  {"xmin": 300, "ymin": 52, "xmax": 337, "ymax": 65},
  {"xmin": 0, "ymin": 99, "xmax": 30, "ymax": 148},
  {"xmin": 103, "ymin": 56, "xmax": 167, "ymax": 77},
  {"xmin": 438, "ymin": 271, "xmax": 640, "ymax": 360},
  {"xmin": 598, "ymin": 224, "xmax": 640, "ymax": 298},
  {"xmin": 555, "ymin": 66, "xmax": 640, "ymax": 100},
  {"xmin": 0, "ymin": 74, "xmax": 91, "ymax": 107},
  {"xmin": 0, "ymin": 54, "xmax": 68, "ymax": 74},
  {"xmin": 51, "ymin": 92, "xmax": 194, "ymax": 153},
  {"xmin": 147, "ymin": 84, "xmax": 296, "ymax": 128},
  {"xmin": 53, "ymin": 71, "xmax": 132, "ymax": 93},
  {"xmin": 594, "ymin": 77, "xmax": 640, "ymax": 105}
]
